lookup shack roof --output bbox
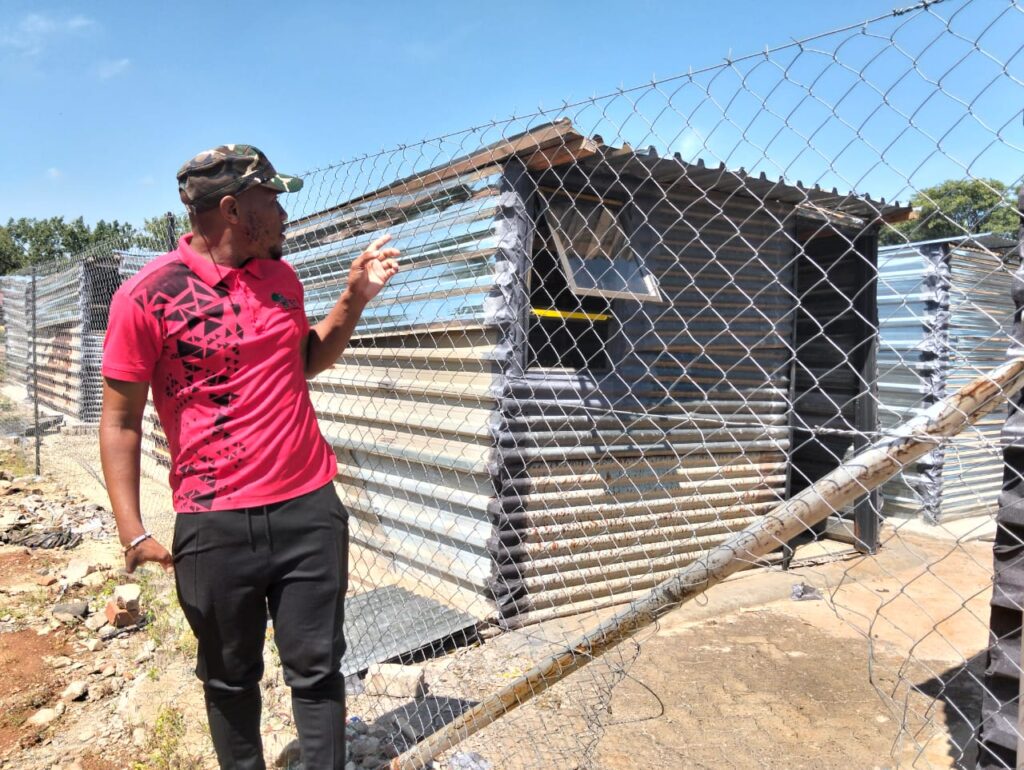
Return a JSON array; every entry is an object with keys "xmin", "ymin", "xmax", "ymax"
[
  {"xmin": 288, "ymin": 118, "xmax": 908, "ymax": 241},
  {"xmin": 878, "ymin": 232, "xmax": 1018, "ymax": 255}
]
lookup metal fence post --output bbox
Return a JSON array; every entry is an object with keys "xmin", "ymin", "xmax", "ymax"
[{"xmin": 164, "ymin": 212, "xmax": 176, "ymax": 251}]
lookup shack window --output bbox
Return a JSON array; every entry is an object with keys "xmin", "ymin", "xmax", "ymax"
[{"xmin": 542, "ymin": 195, "xmax": 661, "ymax": 302}]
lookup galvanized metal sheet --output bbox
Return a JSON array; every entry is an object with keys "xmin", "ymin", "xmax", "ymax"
[{"xmin": 340, "ymin": 584, "xmax": 477, "ymax": 676}]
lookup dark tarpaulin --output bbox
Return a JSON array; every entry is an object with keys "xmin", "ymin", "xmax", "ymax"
[{"xmin": 979, "ymin": 187, "xmax": 1024, "ymax": 769}]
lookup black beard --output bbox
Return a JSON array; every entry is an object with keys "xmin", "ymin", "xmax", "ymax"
[{"xmin": 269, "ymin": 244, "xmax": 284, "ymax": 261}]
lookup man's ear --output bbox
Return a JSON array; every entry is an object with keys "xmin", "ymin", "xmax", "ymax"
[{"xmin": 219, "ymin": 195, "xmax": 240, "ymax": 224}]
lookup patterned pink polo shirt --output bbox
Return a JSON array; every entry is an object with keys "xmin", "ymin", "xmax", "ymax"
[{"xmin": 102, "ymin": 234, "xmax": 337, "ymax": 512}]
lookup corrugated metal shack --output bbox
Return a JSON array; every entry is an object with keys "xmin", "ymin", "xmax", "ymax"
[
  {"xmin": 30, "ymin": 254, "xmax": 122, "ymax": 422},
  {"xmin": 0, "ymin": 275, "xmax": 31, "ymax": 387},
  {"xmin": 877, "ymin": 234, "xmax": 1018, "ymax": 522},
  {"xmin": 0, "ymin": 256, "xmax": 122, "ymax": 423},
  {"xmin": 113, "ymin": 249, "xmax": 169, "ymax": 478},
  {"xmin": 285, "ymin": 120, "xmax": 900, "ymax": 627}
]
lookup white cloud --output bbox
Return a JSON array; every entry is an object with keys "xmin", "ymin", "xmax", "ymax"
[
  {"xmin": 0, "ymin": 13, "xmax": 97, "ymax": 58},
  {"xmin": 46, "ymin": 167, "xmax": 61, "ymax": 179},
  {"xmin": 66, "ymin": 16, "xmax": 95, "ymax": 31},
  {"xmin": 139, "ymin": 175, "xmax": 155, "ymax": 187},
  {"xmin": 20, "ymin": 14, "xmax": 57, "ymax": 37},
  {"xmin": 97, "ymin": 58, "xmax": 130, "ymax": 79}
]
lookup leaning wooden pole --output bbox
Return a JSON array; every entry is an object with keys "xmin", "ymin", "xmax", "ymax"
[{"xmin": 391, "ymin": 357, "xmax": 1024, "ymax": 770}]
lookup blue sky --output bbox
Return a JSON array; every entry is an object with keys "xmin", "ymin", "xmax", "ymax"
[{"xmin": 2, "ymin": 0, "xmax": 1021, "ymax": 227}]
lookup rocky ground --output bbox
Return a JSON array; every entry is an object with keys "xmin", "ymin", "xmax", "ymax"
[
  {"xmin": 0, "ymin": 429, "xmax": 998, "ymax": 769},
  {"xmin": 0, "ymin": 444, "xmax": 499, "ymax": 770}
]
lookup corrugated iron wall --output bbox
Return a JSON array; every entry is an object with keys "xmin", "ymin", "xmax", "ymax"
[
  {"xmin": 31, "ymin": 256, "xmax": 120, "ymax": 422},
  {"xmin": 878, "ymin": 240, "xmax": 1016, "ymax": 522},
  {"xmin": 286, "ymin": 166, "xmax": 525, "ymax": 619},
  {"xmin": 115, "ymin": 250, "xmax": 169, "ymax": 478},
  {"xmin": 941, "ymin": 245, "xmax": 1016, "ymax": 519},
  {"xmin": 0, "ymin": 276, "xmax": 31, "ymax": 387},
  {"xmin": 495, "ymin": 171, "xmax": 797, "ymax": 626}
]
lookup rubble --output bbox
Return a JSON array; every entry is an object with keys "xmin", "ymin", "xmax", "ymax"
[
  {"xmin": 790, "ymin": 582, "xmax": 824, "ymax": 602},
  {"xmin": 113, "ymin": 583, "xmax": 141, "ymax": 611},
  {"xmin": 26, "ymin": 707, "xmax": 59, "ymax": 727},
  {"xmin": 448, "ymin": 753, "xmax": 493, "ymax": 770},
  {"xmin": 0, "ymin": 487, "xmax": 116, "ymax": 552},
  {"xmin": 60, "ymin": 681, "xmax": 88, "ymax": 702},
  {"xmin": 364, "ymin": 663, "xmax": 426, "ymax": 699},
  {"xmin": 63, "ymin": 560, "xmax": 95, "ymax": 584},
  {"xmin": 52, "ymin": 601, "xmax": 88, "ymax": 623}
]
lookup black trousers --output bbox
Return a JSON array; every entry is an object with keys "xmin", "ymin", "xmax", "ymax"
[{"xmin": 173, "ymin": 481, "xmax": 348, "ymax": 770}]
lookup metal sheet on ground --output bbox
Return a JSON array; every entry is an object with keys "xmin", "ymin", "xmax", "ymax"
[{"xmin": 342, "ymin": 584, "xmax": 478, "ymax": 677}]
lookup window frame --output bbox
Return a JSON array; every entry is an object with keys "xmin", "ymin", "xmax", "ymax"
[{"xmin": 541, "ymin": 194, "xmax": 662, "ymax": 303}]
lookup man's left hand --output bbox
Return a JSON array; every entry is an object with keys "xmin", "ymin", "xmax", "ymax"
[{"xmin": 347, "ymin": 234, "xmax": 400, "ymax": 304}]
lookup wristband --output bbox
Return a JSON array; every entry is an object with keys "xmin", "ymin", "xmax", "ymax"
[{"xmin": 124, "ymin": 532, "xmax": 153, "ymax": 553}]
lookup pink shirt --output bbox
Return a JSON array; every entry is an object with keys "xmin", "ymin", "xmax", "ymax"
[{"xmin": 102, "ymin": 234, "xmax": 337, "ymax": 512}]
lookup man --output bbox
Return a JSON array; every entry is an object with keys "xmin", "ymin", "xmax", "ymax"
[{"xmin": 99, "ymin": 144, "xmax": 399, "ymax": 769}]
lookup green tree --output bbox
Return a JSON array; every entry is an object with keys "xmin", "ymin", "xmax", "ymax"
[
  {"xmin": 91, "ymin": 219, "xmax": 138, "ymax": 246},
  {"xmin": 0, "ymin": 226, "xmax": 23, "ymax": 274},
  {"xmin": 135, "ymin": 213, "xmax": 189, "ymax": 250},
  {"xmin": 881, "ymin": 178, "xmax": 1020, "ymax": 245},
  {"xmin": 0, "ymin": 216, "xmax": 147, "ymax": 275}
]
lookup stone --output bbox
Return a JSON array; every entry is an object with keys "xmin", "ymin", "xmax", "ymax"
[
  {"xmin": 132, "ymin": 728, "xmax": 147, "ymax": 747},
  {"xmin": 26, "ymin": 708, "xmax": 59, "ymax": 727},
  {"xmin": 63, "ymin": 560, "xmax": 95, "ymax": 584},
  {"xmin": 363, "ymin": 663, "xmax": 426, "ymax": 699},
  {"xmin": 47, "ymin": 656, "xmax": 73, "ymax": 669},
  {"xmin": 351, "ymin": 736, "xmax": 379, "ymax": 759},
  {"xmin": 448, "ymin": 752, "xmax": 493, "ymax": 770},
  {"xmin": 396, "ymin": 718, "xmax": 419, "ymax": 743},
  {"xmin": 113, "ymin": 583, "xmax": 141, "ymax": 612},
  {"xmin": 89, "ymin": 678, "xmax": 121, "ymax": 699},
  {"xmin": 60, "ymin": 681, "xmax": 88, "ymax": 702},
  {"xmin": 79, "ymin": 572, "xmax": 107, "ymax": 589},
  {"xmin": 51, "ymin": 601, "xmax": 88, "ymax": 622},
  {"xmin": 64, "ymin": 762, "xmax": 83, "ymax": 770},
  {"xmin": 84, "ymin": 638, "xmax": 103, "ymax": 652},
  {"xmin": 98, "ymin": 625, "xmax": 121, "ymax": 640},
  {"xmin": 104, "ymin": 599, "xmax": 139, "ymax": 628},
  {"xmin": 34, "ymin": 575, "xmax": 57, "ymax": 587},
  {"xmin": 101, "ymin": 665, "xmax": 116, "ymax": 678},
  {"xmin": 84, "ymin": 614, "xmax": 108, "ymax": 632}
]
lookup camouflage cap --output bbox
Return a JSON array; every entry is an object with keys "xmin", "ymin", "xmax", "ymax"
[{"xmin": 176, "ymin": 144, "xmax": 303, "ymax": 211}]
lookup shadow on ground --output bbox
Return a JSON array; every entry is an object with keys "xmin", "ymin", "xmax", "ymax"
[{"xmin": 912, "ymin": 653, "xmax": 986, "ymax": 768}]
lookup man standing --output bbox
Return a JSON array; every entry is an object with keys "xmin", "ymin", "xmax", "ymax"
[{"xmin": 99, "ymin": 145, "xmax": 399, "ymax": 769}]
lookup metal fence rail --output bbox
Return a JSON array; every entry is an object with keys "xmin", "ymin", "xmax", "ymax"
[{"xmin": 2, "ymin": 1, "xmax": 1023, "ymax": 767}]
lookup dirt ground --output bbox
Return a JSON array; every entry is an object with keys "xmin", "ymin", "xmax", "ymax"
[
  {"xmin": 0, "ymin": 393, "xmax": 1005, "ymax": 769},
  {"xmin": 595, "ymin": 527, "xmax": 996, "ymax": 770}
]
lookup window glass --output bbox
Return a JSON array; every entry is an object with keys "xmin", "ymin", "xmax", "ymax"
[{"xmin": 542, "ymin": 196, "xmax": 660, "ymax": 302}]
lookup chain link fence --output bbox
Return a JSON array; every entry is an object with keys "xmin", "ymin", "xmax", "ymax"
[{"xmin": 3, "ymin": 0, "xmax": 1024, "ymax": 766}]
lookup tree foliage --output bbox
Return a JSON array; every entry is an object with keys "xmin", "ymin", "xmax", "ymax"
[
  {"xmin": 0, "ymin": 213, "xmax": 188, "ymax": 275},
  {"xmin": 881, "ymin": 178, "xmax": 1021, "ymax": 246}
]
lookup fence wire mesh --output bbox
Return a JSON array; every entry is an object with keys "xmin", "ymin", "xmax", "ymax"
[{"xmin": 3, "ymin": 0, "xmax": 1024, "ymax": 767}]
